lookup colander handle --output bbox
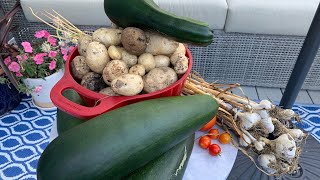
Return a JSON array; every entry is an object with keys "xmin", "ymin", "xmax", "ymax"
[{"xmin": 50, "ymin": 76, "xmax": 118, "ymax": 119}]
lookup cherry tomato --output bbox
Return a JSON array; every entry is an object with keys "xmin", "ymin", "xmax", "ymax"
[
  {"xmin": 219, "ymin": 132, "xmax": 231, "ymax": 144},
  {"xmin": 208, "ymin": 129, "xmax": 219, "ymax": 139},
  {"xmin": 199, "ymin": 136, "xmax": 211, "ymax": 149},
  {"xmin": 200, "ymin": 116, "xmax": 217, "ymax": 131},
  {"xmin": 209, "ymin": 144, "xmax": 221, "ymax": 156}
]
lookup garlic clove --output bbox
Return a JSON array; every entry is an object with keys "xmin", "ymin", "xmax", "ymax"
[{"xmin": 258, "ymin": 154, "xmax": 278, "ymax": 174}]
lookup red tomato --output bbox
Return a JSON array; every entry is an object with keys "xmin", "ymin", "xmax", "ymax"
[
  {"xmin": 199, "ymin": 136, "xmax": 211, "ymax": 149},
  {"xmin": 209, "ymin": 144, "xmax": 221, "ymax": 156},
  {"xmin": 219, "ymin": 132, "xmax": 231, "ymax": 144},
  {"xmin": 200, "ymin": 116, "xmax": 217, "ymax": 131},
  {"xmin": 208, "ymin": 129, "xmax": 219, "ymax": 139}
]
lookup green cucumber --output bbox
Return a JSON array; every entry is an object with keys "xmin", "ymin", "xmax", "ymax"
[
  {"xmin": 57, "ymin": 90, "xmax": 85, "ymax": 134},
  {"xmin": 37, "ymin": 95, "xmax": 218, "ymax": 180},
  {"xmin": 104, "ymin": 0, "xmax": 213, "ymax": 45},
  {"xmin": 127, "ymin": 134, "xmax": 195, "ymax": 180}
]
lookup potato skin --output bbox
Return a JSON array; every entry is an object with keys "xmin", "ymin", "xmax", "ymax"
[
  {"xmin": 93, "ymin": 28, "xmax": 122, "ymax": 48},
  {"xmin": 143, "ymin": 67, "xmax": 178, "ymax": 93},
  {"xmin": 154, "ymin": 55, "xmax": 170, "ymax": 67},
  {"xmin": 173, "ymin": 43, "xmax": 186, "ymax": 55},
  {"xmin": 138, "ymin": 53, "xmax": 156, "ymax": 72},
  {"xmin": 119, "ymin": 48, "xmax": 138, "ymax": 68},
  {"xmin": 108, "ymin": 45, "xmax": 122, "ymax": 60},
  {"xmin": 174, "ymin": 58, "xmax": 189, "ymax": 75},
  {"xmin": 71, "ymin": 56, "xmax": 91, "ymax": 80},
  {"xmin": 78, "ymin": 35, "xmax": 93, "ymax": 56},
  {"xmin": 145, "ymin": 31, "xmax": 179, "ymax": 55},
  {"xmin": 99, "ymin": 87, "xmax": 119, "ymax": 96},
  {"xmin": 129, "ymin": 64, "xmax": 146, "ymax": 76},
  {"xmin": 121, "ymin": 27, "xmax": 147, "ymax": 56},
  {"xmin": 111, "ymin": 74, "xmax": 144, "ymax": 96},
  {"xmin": 102, "ymin": 60, "xmax": 129, "ymax": 85},
  {"xmin": 170, "ymin": 53, "xmax": 187, "ymax": 66},
  {"xmin": 81, "ymin": 72, "xmax": 106, "ymax": 92},
  {"xmin": 86, "ymin": 42, "xmax": 110, "ymax": 74}
]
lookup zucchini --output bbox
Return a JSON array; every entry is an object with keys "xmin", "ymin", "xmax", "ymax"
[
  {"xmin": 104, "ymin": 0, "xmax": 213, "ymax": 45},
  {"xmin": 57, "ymin": 90, "xmax": 85, "ymax": 134},
  {"xmin": 127, "ymin": 134, "xmax": 195, "ymax": 180},
  {"xmin": 37, "ymin": 95, "xmax": 218, "ymax": 180},
  {"xmin": 57, "ymin": 90, "xmax": 194, "ymax": 180}
]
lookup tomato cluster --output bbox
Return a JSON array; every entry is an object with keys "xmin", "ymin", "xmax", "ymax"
[{"xmin": 198, "ymin": 116, "xmax": 231, "ymax": 156}]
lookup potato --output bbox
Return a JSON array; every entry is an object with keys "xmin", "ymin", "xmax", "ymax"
[
  {"xmin": 93, "ymin": 28, "xmax": 122, "ymax": 48},
  {"xmin": 174, "ymin": 58, "xmax": 189, "ymax": 75},
  {"xmin": 170, "ymin": 53, "xmax": 188, "ymax": 66},
  {"xmin": 86, "ymin": 42, "xmax": 110, "ymax": 73},
  {"xmin": 71, "ymin": 56, "xmax": 91, "ymax": 80},
  {"xmin": 81, "ymin": 72, "xmax": 106, "ymax": 92},
  {"xmin": 154, "ymin": 55, "xmax": 170, "ymax": 67},
  {"xmin": 143, "ymin": 67, "xmax": 178, "ymax": 93},
  {"xmin": 111, "ymin": 74, "xmax": 144, "ymax": 96},
  {"xmin": 121, "ymin": 27, "xmax": 147, "ymax": 55},
  {"xmin": 119, "ymin": 48, "xmax": 138, "ymax": 68},
  {"xmin": 145, "ymin": 31, "xmax": 179, "ymax": 55},
  {"xmin": 108, "ymin": 45, "xmax": 122, "ymax": 60},
  {"xmin": 129, "ymin": 64, "xmax": 146, "ymax": 76},
  {"xmin": 99, "ymin": 87, "xmax": 119, "ymax": 96},
  {"xmin": 173, "ymin": 43, "xmax": 186, "ymax": 55},
  {"xmin": 102, "ymin": 60, "xmax": 129, "ymax": 85},
  {"xmin": 138, "ymin": 53, "xmax": 155, "ymax": 72},
  {"xmin": 78, "ymin": 35, "xmax": 93, "ymax": 56}
]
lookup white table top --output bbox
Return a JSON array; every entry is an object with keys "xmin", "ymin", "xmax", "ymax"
[{"xmin": 49, "ymin": 120, "xmax": 237, "ymax": 180}]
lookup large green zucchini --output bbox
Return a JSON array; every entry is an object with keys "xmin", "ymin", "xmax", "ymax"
[
  {"xmin": 127, "ymin": 134, "xmax": 195, "ymax": 180},
  {"xmin": 104, "ymin": 0, "xmax": 213, "ymax": 45},
  {"xmin": 37, "ymin": 95, "xmax": 218, "ymax": 180},
  {"xmin": 57, "ymin": 91, "xmax": 195, "ymax": 180},
  {"xmin": 57, "ymin": 90, "xmax": 85, "ymax": 134}
]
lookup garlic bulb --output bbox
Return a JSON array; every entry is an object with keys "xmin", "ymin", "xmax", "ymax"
[
  {"xmin": 258, "ymin": 154, "xmax": 278, "ymax": 174},
  {"xmin": 238, "ymin": 112, "xmax": 261, "ymax": 130}
]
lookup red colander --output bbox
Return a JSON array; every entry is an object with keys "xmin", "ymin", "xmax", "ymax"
[{"xmin": 50, "ymin": 47, "xmax": 193, "ymax": 119}]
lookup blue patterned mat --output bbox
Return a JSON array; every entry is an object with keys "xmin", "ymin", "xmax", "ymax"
[
  {"xmin": 0, "ymin": 96, "xmax": 319, "ymax": 180},
  {"xmin": 0, "ymin": 96, "xmax": 56, "ymax": 180}
]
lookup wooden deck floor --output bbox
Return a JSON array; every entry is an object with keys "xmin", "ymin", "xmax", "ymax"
[{"xmin": 231, "ymin": 86, "xmax": 320, "ymax": 105}]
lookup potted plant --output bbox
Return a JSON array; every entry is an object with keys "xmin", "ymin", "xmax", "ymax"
[
  {"xmin": 0, "ymin": 1, "xmax": 22, "ymax": 115},
  {"xmin": 3, "ymin": 30, "xmax": 74, "ymax": 108}
]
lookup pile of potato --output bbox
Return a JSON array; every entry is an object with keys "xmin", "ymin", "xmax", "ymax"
[{"xmin": 71, "ymin": 27, "xmax": 189, "ymax": 96}]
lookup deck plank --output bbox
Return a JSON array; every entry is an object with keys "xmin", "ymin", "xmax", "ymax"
[
  {"xmin": 308, "ymin": 90, "xmax": 320, "ymax": 105},
  {"xmin": 256, "ymin": 87, "xmax": 283, "ymax": 102},
  {"xmin": 281, "ymin": 89, "xmax": 313, "ymax": 104},
  {"xmin": 232, "ymin": 86, "xmax": 259, "ymax": 100}
]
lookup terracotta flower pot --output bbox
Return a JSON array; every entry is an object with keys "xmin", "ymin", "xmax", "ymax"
[{"xmin": 23, "ymin": 69, "xmax": 64, "ymax": 108}]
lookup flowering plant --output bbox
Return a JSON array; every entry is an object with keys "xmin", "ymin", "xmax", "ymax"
[{"xmin": 2, "ymin": 30, "xmax": 74, "ymax": 93}]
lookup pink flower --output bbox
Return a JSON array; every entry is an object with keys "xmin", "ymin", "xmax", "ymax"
[
  {"xmin": 43, "ymin": 30, "xmax": 50, "ymax": 38},
  {"xmin": 23, "ymin": 54, "xmax": 28, "ymax": 60},
  {"xmin": 16, "ymin": 71, "xmax": 23, "ymax": 77},
  {"xmin": 47, "ymin": 36, "xmax": 57, "ymax": 46},
  {"xmin": 8, "ymin": 62, "xmax": 20, "ymax": 72},
  {"xmin": 33, "ymin": 53, "xmax": 47, "ymax": 65},
  {"xmin": 49, "ymin": 60, "xmax": 56, "ymax": 70},
  {"xmin": 21, "ymin": 42, "xmax": 33, "ymax": 53},
  {"xmin": 63, "ymin": 54, "xmax": 69, "ymax": 61},
  {"xmin": 68, "ymin": 46, "xmax": 75, "ymax": 53},
  {"xmin": 16, "ymin": 55, "xmax": 22, "ymax": 61},
  {"xmin": 4, "ymin": 56, "xmax": 11, "ymax": 65},
  {"xmin": 35, "ymin": 31, "xmax": 45, "ymax": 38},
  {"xmin": 48, "ymin": 51, "xmax": 57, "ymax": 58},
  {"xmin": 34, "ymin": 86, "xmax": 42, "ymax": 94},
  {"xmin": 34, "ymin": 30, "xmax": 50, "ymax": 38},
  {"xmin": 61, "ymin": 47, "xmax": 68, "ymax": 55}
]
